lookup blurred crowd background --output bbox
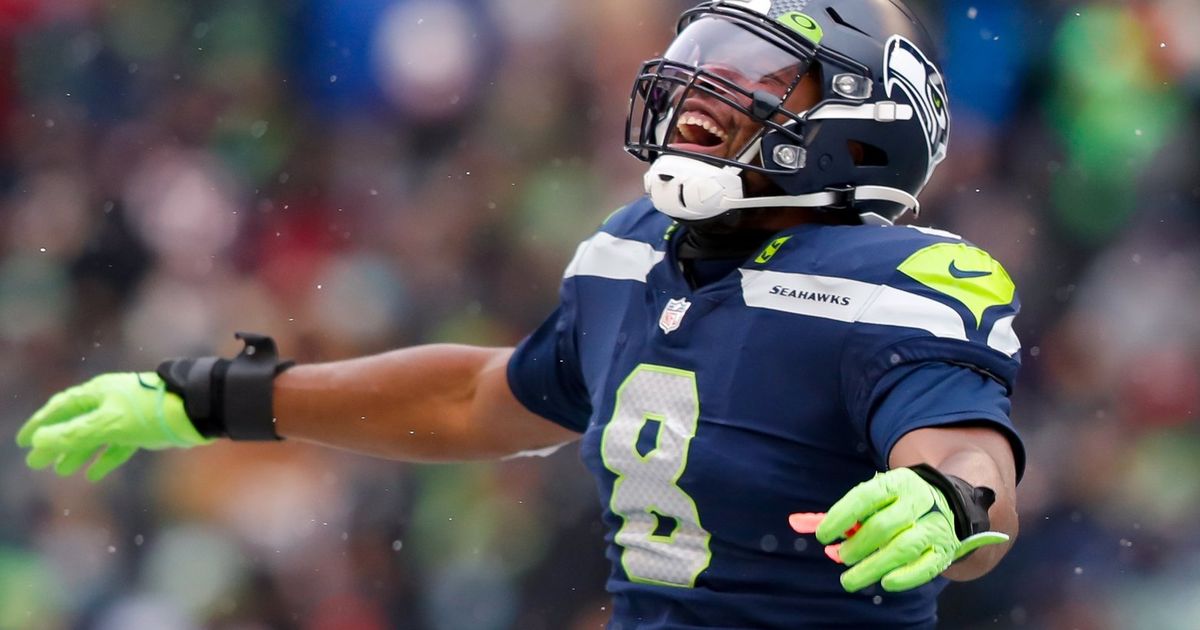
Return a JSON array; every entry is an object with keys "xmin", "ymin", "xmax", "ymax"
[{"xmin": 0, "ymin": 0, "xmax": 1198, "ymax": 628}]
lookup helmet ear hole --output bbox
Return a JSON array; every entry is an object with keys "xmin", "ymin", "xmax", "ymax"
[{"xmin": 849, "ymin": 140, "xmax": 888, "ymax": 167}]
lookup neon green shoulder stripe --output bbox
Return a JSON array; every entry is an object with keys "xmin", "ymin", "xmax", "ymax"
[{"xmin": 897, "ymin": 243, "xmax": 1015, "ymax": 328}]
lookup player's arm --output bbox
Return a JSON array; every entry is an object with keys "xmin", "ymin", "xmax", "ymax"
[
  {"xmin": 16, "ymin": 335, "xmax": 578, "ymax": 481},
  {"xmin": 887, "ymin": 424, "xmax": 1018, "ymax": 580},
  {"xmin": 273, "ymin": 344, "xmax": 579, "ymax": 462}
]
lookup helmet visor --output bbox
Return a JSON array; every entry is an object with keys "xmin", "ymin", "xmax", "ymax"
[{"xmin": 664, "ymin": 17, "xmax": 811, "ymax": 97}]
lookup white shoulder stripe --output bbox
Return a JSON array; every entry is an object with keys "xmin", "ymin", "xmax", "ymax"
[
  {"xmin": 986, "ymin": 315, "xmax": 1021, "ymax": 356},
  {"xmin": 740, "ymin": 269, "xmax": 968, "ymax": 341},
  {"xmin": 564, "ymin": 232, "xmax": 665, "ymax": 281},
  {"xmin": 859, "ymin": 285, "xmax": 967, "ymax": 341},
  {"xmin": 739, "ymin": 269, "xmax": 879, "ymax": 323},
  {"xmin": 905, "ymin": 225, "xmax": 963, "ymax": 240}
]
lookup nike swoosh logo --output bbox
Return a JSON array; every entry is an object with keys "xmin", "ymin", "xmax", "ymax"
[{"xmin": 948, "ymin": 260, "xmax": 992, "ymax": 279}]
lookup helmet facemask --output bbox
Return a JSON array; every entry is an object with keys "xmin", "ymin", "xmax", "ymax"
[{"xmin": 626, "ymin": 15, "xmax": 814, "ymax": 180}]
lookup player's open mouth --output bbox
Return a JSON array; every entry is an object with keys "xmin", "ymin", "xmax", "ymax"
[{"xmin": 673, "ymin": 111, "xmax": 729, "ymax": 153}]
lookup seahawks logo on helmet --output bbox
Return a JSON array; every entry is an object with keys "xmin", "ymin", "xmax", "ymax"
[{"xmin": 883, "ymin": 36, "xmax": 949, "ymax": 183}]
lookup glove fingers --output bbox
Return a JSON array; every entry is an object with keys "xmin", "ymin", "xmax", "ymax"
[
  {"xmin": 880, "ymin": 547, "xmax": 952, "ymax": 592},
  {"xmin": 838, "ymin": 502, "xmax": 918, "ymax": 566},
  {"xmin": 54, "ymin": 446, "xmax": 103, "ymax": 477},
  {"xmin": 16, "ymin": 388, "xmax": 99, "ymax": 447},
  {"xmin": 839, "ymin": 524, "xmax": 930, "ymax": 592},
  {"xmin": 86, "ymin": 445, "xmax": 138, "ymax": 482},
  {"xmin": 29, "ymin": 410, "xmax": 114, "ymax": 453},
  {"xmin": 26, "ymin": 445, "xmax": 61, "ymax": 470},
  {"xmin": 816, "ymin": 474, "xmax": 897, "ymax": 545},
  {"xmin": 788, "ymin": 512, "xmax": 826, "ymax": 535}
]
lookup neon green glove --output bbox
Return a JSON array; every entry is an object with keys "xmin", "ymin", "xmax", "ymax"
[
  {"xmin": 16, "ymin": 373, "xmax": 213, "ymax": 482},
  {"xmin": 809, "ymin": 467, "xmax": 1008, "ymax": 593}
]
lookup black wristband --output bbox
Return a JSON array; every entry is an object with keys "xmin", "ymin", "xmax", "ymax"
[
  {"xmin": 157, "ymin": 332, "xmax": 294, "ymax": 441},
  {"xmin": 907, "ymin": 463, "xmax": 996, "ymax": 541}
]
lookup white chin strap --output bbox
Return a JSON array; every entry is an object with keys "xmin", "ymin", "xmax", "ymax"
[{"xmin": 643, "ymin": 155, "xmax": 920, "ymax": 224}]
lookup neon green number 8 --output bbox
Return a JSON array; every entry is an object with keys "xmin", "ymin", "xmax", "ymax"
[{"xmin": 600, "ymin": 364, "xmax": 711, "ymax": 587}]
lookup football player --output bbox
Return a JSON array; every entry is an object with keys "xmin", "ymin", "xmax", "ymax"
[{"xmin": 18, "ymin": 0, "xmax": 1024, "ymax": 627}]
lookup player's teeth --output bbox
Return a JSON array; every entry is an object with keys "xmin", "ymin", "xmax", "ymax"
[{"xmin": 676, "ymin": 115, "xmax": 727, "ymax": 142}]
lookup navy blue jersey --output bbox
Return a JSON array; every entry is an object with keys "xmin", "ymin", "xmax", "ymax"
[{"xmin": 508, "ymin": 198, "xmax": 1024, "ymax": 629}]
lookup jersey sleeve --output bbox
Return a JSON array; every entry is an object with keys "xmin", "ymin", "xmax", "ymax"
[
  {"xmin": 507, "ymin": 198, "xmax": 664, "ymax": 432},
  {"xmin": 863, "ymin": 361, "xmax": 1025, "ymax": 479},
  {"xmin": 841, "ymin": 239, "xmax": 1025, "ymax": 478},
  {"xmin": 506, "ymin": 281, "xmax": 593, "ymax": 433}
]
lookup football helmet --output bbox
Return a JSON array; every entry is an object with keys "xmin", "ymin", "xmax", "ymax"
[{"xmin": 626, "ymin": 0, "xmax": 950, "ymax": 225}]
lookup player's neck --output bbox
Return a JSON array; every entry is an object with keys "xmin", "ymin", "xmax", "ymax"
[
  {"xmin": 679, "ymin": 207, "xmax": 855, "ymax": 258},
  {"xmin": 737, "ymin": 206, "xmax": 858, "ymax": 231},
  {"xmin": 678, "ymin": 224, "xmax": 775, "ymax": 261}
]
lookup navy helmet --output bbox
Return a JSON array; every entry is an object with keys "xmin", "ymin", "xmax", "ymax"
[{"xmin": 626, "ymin": 0, "xmax": 949, "ymax": 225}]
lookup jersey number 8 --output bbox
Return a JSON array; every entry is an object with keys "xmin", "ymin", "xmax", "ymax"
[{"xmin": 600, "ymin": 364, "xmax": 712, "ymax": 587}]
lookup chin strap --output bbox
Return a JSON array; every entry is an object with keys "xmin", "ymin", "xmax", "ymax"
[
  {"xmin": 645, "ymin": 155, "xmax": 919, "ymax": 224},
  {"xmin": 721, "ymin": 185, "xmax": 920, "ymax": 217}
]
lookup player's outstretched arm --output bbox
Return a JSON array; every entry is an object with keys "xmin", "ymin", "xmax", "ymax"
[
  {"xmin": 273, "ymin": 344, "xmax": 579, "ymax": 462},
  {"xmin": 17, "ymin": 335, "xmax": 579, "ymax": 481}
]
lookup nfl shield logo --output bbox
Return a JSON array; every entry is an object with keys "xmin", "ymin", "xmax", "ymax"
[{"xmin": 659, "ymin": 298, "xmax": 692, "ymax": 334}]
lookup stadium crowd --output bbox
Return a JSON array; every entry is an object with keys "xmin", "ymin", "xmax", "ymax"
[{"xmin": 1, "ymin": 0, "xmax": 1199, "ymax": 627}]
